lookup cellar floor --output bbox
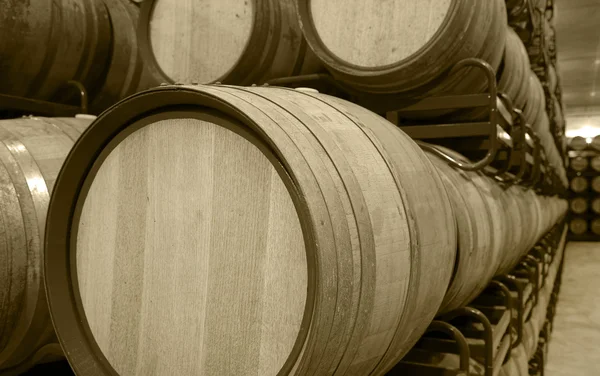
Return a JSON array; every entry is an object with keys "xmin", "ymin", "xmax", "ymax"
[{"xmin": 547, "ymin": 241, "xmax": 600, "ymax": 376}]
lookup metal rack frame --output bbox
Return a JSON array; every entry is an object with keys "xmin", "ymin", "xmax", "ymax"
[
  {"xmin": 0, "ymin": 80, "xmax": 89, "ymax": 118},
  {"xmin": 388, "ymin": 221, "xmax": 566, "ymax": 376}
]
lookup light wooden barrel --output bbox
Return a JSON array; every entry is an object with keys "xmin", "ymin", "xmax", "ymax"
[
  {"xmin": 571, "ymin": 176, "xmax": 589, "ymax": 193},
  {"xmin": 592, "ymin": 198, "xmax": 600, "ymax": 214},
  {"xmin": 44, "ymin": 85, "xmax": 457, "ymax": 376},
  {"xmin": 569, "ymin": 136, "xmax": 587, "ymax": 151},
  {"xmin": 498, "ymin": 28, "xmax": 532, "ymax": 111},
  {"xmin": 523, "ymin": 72, "xmax": 546, "ymax": 131},
  {"xmin": 592, "ymin": 177, "xmax": 600, "ymax": 193},
  {"xmin": 424, "ymin": 147, "xmax": 499, "ymax": 313},
  {"xmin": 571, "ymin": 156, "xmax": 589, "ymax": 172},
  {"xmin": 570, "ymin": 197, "xmax": 588, "ymax": 214},
  {"xmin": 570, "ymin": 218, "xmax": 588, "ymax": 235},
  {"xmin": 592, "ymin": 135, "xmax": 600, "ymax": 151},
  {"xmin": 297, "ymin": 0, "xmax": 507, "ymax": 95},
  {"xmin": 0, "ymin": 116, "xmax": 92, "ymax": 373},
  {"xmin": 136, "ymin": 0, "xmax": 321, "ymax": 87},
  {"xmin": 591, "ymin": 156, "xmax": 600, "ymax": 171},
  {"xmin": 0, "ymin": 0, "xmax": 112, "ymax": 101},
  {"xmin": 591, "ymin": 219, "xmax": 600, "ymax": 235}
]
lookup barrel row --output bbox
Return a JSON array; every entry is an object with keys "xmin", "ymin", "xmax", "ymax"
[
  {"xmin": 570, "ymin": 155, "xmax": 600, "ymax": 172},
  {"xmin": 570, "ymin": 197, "xmax": 600, "ymax": 215},
  {"xmin": 570, "ymin": 217, "xmax": 600, "ymax": 236},
  {"xmin": 498, "ymin": 28, "xmax": 565, "ymax": 183},
  {"xmin": 570, "ymin": 176, "xmax": 600, "ymax": 194},
  {"xmin": 0, "ymin": 116, "xmax": 92, "ymax": 372},
  {"xmin": 0, "ymin": 0, "xmax": 157, "ymax": 113},
  {"xmin": 0, "ymin": 85, "xmax": 568, "ymax": 375},
  {"xmin": 425, "ymin": 144, "xmax": 567, "ymax": 314},
  {"xmin": 569, "ymin": 135, "xmax": 600, "ymax": 151},
  {"xmin": 36, "ymin": 85, "xmax": 566, "ymax": 376}
]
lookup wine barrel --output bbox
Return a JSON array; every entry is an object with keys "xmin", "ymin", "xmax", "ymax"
[
  {"xmin": 0, "ymin": 0, "xmax": 112, "ymax": 101},
  {"xmin": 570, "ymin": 197, "xmax": 588, "ymax": 214},
  {"xmin": 592, "ymin": 198, "xmax": 600, "ymax": 214},
  {"xmin": 424, "ymin": 146, "xmax": 500, "ymax": 313},
  {"xmin": 571, "ymin": 156, "xmax": 589, "ymax": 172},
  {"xmin": 89, "ymin": 0, "xmax": 145, "ymax": 112},
  {"xmin": 591, "ymin": 219, "xmax": 600, "ymax": 235},
  {"xmin": 45, "ymin": 85, "xmax": 457, "ymax": 376},
  {"xmin": 523, "ymin": 72, "xmax": 546, "ymax": 131},
  {"xmin": 592, "ymin": 176, "xmax": 600, "ymax": 193},
  {"xmin": 0, "ymin": 116, "xmax": 92, "ymax": 372},
  {"xmin": 571, "ymin": 176, "xmax": 589, "ymax": 193},
  {"xmin": 297, "ymin": 0, "xmax": 507, "ymax": 95},
  {"xmin": 592, "ymin": 156, "xmax": 600, "ymax": 172},
  {"xmin": 569, "ymin": 136, "xmax": 587, "ymax": 151},
  {"xmin": 498, "ymin": 29, "xmax": 531, "ymax": 111},
  {"xmin": 570, "ymin": 218, "xmax": 588, "ymax": 235},
  {"xmin": 592, "ymin": 135, "xmax": 600, "ymax": 151},
  {"xmin": 137, "ymin": 0, "xmax": 321, "ymax": 87}
]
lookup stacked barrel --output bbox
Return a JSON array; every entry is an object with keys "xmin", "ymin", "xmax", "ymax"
[
  {"xmin": 0, "ymin": 0, "xmax": 152, "ymax": 113},
  {"xmin": 0, "ymin": 1, "xmax": 570, "ymax": 376},
  {"xmin": 568, "ymin": 136, "xmax": 600, "ymax": 239},
  {"xmin": 0, "ymin": 116, "xmax": 93, "ymax": 374},
  {"xmin": 296, "ymin": 0, "xmax": 567, "ymax": 185}
]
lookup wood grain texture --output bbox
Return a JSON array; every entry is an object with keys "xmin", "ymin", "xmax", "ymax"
[
  {"xmin": 77, "ymin": 118, "xmax": 307, "ymax": 376},
  {"xmin": 63, "ymin": 84, "xmax": 456, "ymax": 376},
  {"xmin": 150, "ymin": 0, "xmax": 254, "ymax": 83},
  {"xmin": 299, "ymin": 0, "xmax": 507, "ymax": 96},
  {"xmin": 0, "ymin": 117, "xmax": 90, "ymax": 371},
  {"xmin": 145, "ymin": 0, "xmax": 321, "ymax": 85},
  {"xmin": 310, "ymin": 0, "xmax": 452, "ymax": 67}
]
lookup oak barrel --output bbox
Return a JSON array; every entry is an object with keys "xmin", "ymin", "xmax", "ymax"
[
  {"xmin": 592, "ymin": 198, "xmax": 600, "ymax": 214},
  {"xmin": 570, "ymin": 176, "xmax": 588, "ymax": 193},
  {"xmin": 592, "ymin": 219, "xmax": 600, "ymax": 236},
  {"xmin": 0, "ymin": 116, "xmax": 92, "ymax": 372},
  {"xmin": 591, "ymin": 156, "xmax": 600, "ymax": 172},
  {"xmin": 424, "ymin": 146, "xmax": 499, "ymax": 313},
  {"xmin": 137, "ymin": 0, "xmax": 321, "ymax": 86},
  {"xmin": 498, "ymin": 29, "xmax": 532, "ymax": 111},
  {"xmin": 570, "ymin": 197, "xmax": 588, "ymax": 214},
  {"xmin": 297, "ymin": 0, "xmax": 507, "ymax": 95},
  {"xmin": 592, "ymin": 135, "xmax": 600, "ymax": 151},
  {"xmin": 569, "ymin": 136, "xmax": 587, "ymax": 151},
  {"xmin": 0, "ymin": 0, "xmax": 112, "ymax": 101},
  {"xmin": 593, "ymin": 176, "xmax": 600, "ymax": 193},
  {"xmin": 570, "ymin": 218, "xmax": 587, "ymax": 235},
  {"xmin": 45, "ymin": 85, "xmax": 456, "ymax": 376},
  {"xmin": 571, "ymin": 156, "xmax": 589, "ymax": 172},
  {"xmin": 90, "ymin": 0, "xmax": 146, "ymax": 112}
]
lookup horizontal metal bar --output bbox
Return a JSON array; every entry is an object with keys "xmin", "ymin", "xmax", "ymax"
[
  {"xmin": 396, "ymin": 93, "xmax": 492, "ymax": 112},
  {"xmin": 0, "ymin": 93, "xmax": 81, "ymax": 117},
  {"xmin": 400, "ymin": 122, "xmax": 492, "ymax": 139},
  {"xmin": 390, "ymin": 361, "xmax": 466, "ymax": 376}
]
